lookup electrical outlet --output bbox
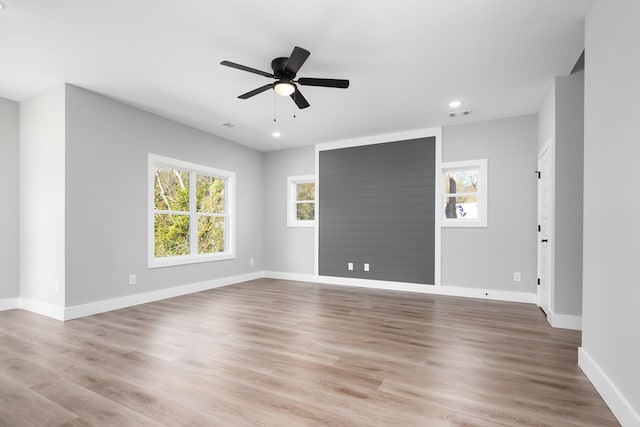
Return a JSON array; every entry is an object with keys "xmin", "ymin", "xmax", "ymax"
[
  {"xmin": 250, "ymin": 258, "xmax": 254, "ymax": 266},
  {"xmin": 348, "ymin": 262, "xmax": 353, "ymax": 271},
  {"xmin": 129, "ymin": 274, "xmax": 136, "ymax": 285},
  {"xmin": 513, "ymin": 272, "xmax": 521, "ymax": 282},
  {"xmin": 364, "ymin": 263, "xmax": 370, "ymax": 272},
  {"xmin": 55, "ymin": 281, "xmax": 60, "ymax": 295}
]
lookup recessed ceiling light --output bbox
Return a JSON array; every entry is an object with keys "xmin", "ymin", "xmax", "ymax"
[
  {"xmin": 0, "ymin": 2, "xmax": 6, "ymax": 11},
  {"xmin": 448, "ymin": 100, "xmax": 463, "ymax": 108},
  {"xmin": 272, "ymin": 132, "xmax": 281, "ymax": 138}
]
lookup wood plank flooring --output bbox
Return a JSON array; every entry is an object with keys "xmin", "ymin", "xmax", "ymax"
[{"xmin": 0, "ymin": 278, "xmax": 619, "ymax": 426}]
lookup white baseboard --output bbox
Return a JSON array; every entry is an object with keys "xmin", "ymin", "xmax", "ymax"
[
  {"xmin": 547, "ymin": 309, "xmax": 582, "ymax": 331},
  {"xmin": 7, "ymin": 270, "xmax": 540, "ymax": 322},
  {"xmin": 579, "ymin": 347, "xmax": 639, "ymax": 426},
  {"xmin": 19, "ymin": 298, "xmax": 65, "ymax": 321},
  {"xmin": 0, "ymin": 297, "xmax": 20, "ymax": 312},
  {"xmin": 264, "ymin": 271, "xmax": 537, "ymax": 304},
  {"xmin": 63, "ymin": 271, "xmax": 264, "ymax": 321}
]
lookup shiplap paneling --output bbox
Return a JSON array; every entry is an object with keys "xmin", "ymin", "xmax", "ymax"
[{"xmin": 318, "ymin": 137, "xmax": 435, "ymax": 284}]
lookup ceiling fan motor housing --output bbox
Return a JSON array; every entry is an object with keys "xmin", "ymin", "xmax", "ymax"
[{"xmin": 271, "ymin": 57, "xmax": 294, "ymax": 79}]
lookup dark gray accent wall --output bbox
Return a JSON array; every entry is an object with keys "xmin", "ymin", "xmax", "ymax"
[{"xmin": 318, "ymin": 138, "xmax": 435, "ymax": 284}]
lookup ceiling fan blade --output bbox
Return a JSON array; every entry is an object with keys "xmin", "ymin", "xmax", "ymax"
[
  {"xmin": 238, "ymin": 84, "xmax": 273, "ymax": 99},
  {"xmin": 298, "ymin": 78, "xmax": 350, "ymax": 89},
  {"xmin": 221, "ymin": 61, "xmax": 274, "ymax": 78},
  {"xmin": 284, "ymin": 46, "xmax": 310, "ymax": 76},
  {"xmin": 290, "ymin": 88, "xmax": 310, "ymax": 109}
]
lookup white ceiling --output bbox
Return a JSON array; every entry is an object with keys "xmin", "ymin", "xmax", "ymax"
[{"xmin": 0, "ymin": 0, "xmax": 590, "ymax": 151}]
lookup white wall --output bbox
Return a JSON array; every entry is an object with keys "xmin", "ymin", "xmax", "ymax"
[
  {"xmin": 19, "ymin": 86, "xmax": 66, "ymax": 307},
  {"xmin": 64, "ymin": 85, "xmax": 264, "ymax": 306},
  {"xmin": 263, "ymin": 146, "xmax": 315, "ymax": 274},
  {"xmin": 581, "ymin": 0, "xmax": 640, "ymax": 424},
  {"xmin": 0, "ymin": 97, "xmax": 20, "ymax": 300},
  {"xmin": 441, "ymin": 115, "xmax": 538, "ymax": 293}
]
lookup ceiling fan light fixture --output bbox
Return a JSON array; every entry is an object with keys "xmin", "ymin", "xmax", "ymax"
[
  {"xmin": 448, "ymin": 100, "xmax": 463, "ymax": 108},
  {"xmin": 274, "ymin": 81, "xmax": 295, "ymax": 97}
]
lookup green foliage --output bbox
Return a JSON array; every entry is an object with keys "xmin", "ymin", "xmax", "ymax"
[
  {"xmin": 197, "ymin": 175, "xmax": 225, "ymax": 213},
  {"xmin": 154, "ymin": 168, "xmax": 189, "ymax": 211},
  {"xmin": 296, "ymin": 202, "xmax": 314, "ymax": 220},
  {"xmin": 154, "ymin": 168, "xmax": 226, "ymax": 257},
  {"xmin": 198, "ymin": 216, "xmax": 225, "ymax": 254},
  {"xmin": 196, "ymin": 175, "xmax": 225, "ymax": 253},
  {"xmin": 154, "ymin": 214, "xmax": 190, "ymax": 257},
  {"xmin": 295, "ymin": 182, "xmax": 315, "ymax": 221},
  {"xmin": 296, "ymin": 182, "xmax": 314, "ymax": 201}
]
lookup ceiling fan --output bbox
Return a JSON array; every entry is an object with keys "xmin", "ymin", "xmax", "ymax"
[{"xmin": 220, "ymin": 46, "xmax": 349, "ymax": 109}]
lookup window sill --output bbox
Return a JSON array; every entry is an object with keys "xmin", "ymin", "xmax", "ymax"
[
  {"xmin": 287, "ymin": 220, "xmax": 316, "ymax": 228},
  {"xmin": 148, "ymin": 252, "xmax": 236, "ymax": 269},
  {"xmin": 440, "ymin": 219, "xmax": 487, "ymax": 228}
]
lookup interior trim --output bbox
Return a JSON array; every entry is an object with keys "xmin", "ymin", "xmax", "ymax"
[
  {"xmin": 264, "ymin": 271, "xmax": 536, "ymax": 304},
  {"xmin": 579, "ymin": 347, "xmax": 639, "ymax": 426}
]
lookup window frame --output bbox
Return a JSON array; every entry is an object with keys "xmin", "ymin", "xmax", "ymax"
[
  {"xmin": 148, "ymin": 153, "xmax": 236, "ymax": 268},
  {"xmin": 439, "ymin": 159, "xmax": 488, "ymax": 228},
  {"xmin": 287, "ymin": 175, "xmax": 316, "ymax": 228}
]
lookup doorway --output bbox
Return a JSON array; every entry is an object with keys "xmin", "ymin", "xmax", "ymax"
[{"xmin": 537, "ymin": 141, "xmax": 553, "ymax": 316}]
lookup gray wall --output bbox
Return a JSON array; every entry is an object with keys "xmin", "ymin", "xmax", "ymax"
[
  {"xmin": 263, "ymin": 146, "xmax": 315, "ymax": 274},
  {"xmin": 19, "ymin": 86, "xmax": 66, "ymax": 307},
  {"xmin": 583, "ymin": 0, "xmax": 640, "ymax": 417},
  {"xmin": 554, "ymin": 71, "xmax": 584, "ymax": 316},
  {"xmin": 442, "ymin": 115, "xmax": 537, "ymax": 293},
  {"xmin": 64, "ymin": 85, "xmax": 264, "ymax": 306},
  {"xmin": 318, "ymin": 138, "xmax": 435, "ymax": 284},
  {"xmin": 0, "ymin": 97, "xmax": 20, "ymax": 300},
  {"xmin": 538, "ymin": 82, "xmax": 555, "ymax": 152}
]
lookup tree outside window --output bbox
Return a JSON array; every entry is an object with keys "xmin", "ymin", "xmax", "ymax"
[
  {"xmin": 149, "ymin": 154, "xmax": 235, "ymax": 268},
  {"xmin": 287, "ymin": 175, "xmax": 315, "ymax": 227},
  {"xmin": 441, "ymin": 159, "xmax": 487, "ymax": 227}
]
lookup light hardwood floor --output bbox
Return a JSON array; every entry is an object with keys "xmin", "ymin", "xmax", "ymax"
[{"xmin": 0, "ymin": 278, "xmax": 619, "ymax": 426}]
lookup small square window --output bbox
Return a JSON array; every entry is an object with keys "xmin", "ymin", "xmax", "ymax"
[
  {"xmin": 440, "ymin": 159, "xmax": 487, "ymax": 227},
  {"xmin": 287, "ymin": 175, "xmax": 315, "ymax": 227}
]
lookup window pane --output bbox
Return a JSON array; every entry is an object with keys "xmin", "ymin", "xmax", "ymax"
[
  {"xmin": 296, "ymin": 202, "xmax": 315, "ymax": 221},
  {"xmin": 198, "ymin": 216, "xmax": 225, "ymax": 254},
  {"xmin": 197, "ymin": 175, "xmax": 225, "ymax": 214},
  {"xmin": 444, "ymin": 195, "xmax": 479, "ymax": 219},
  {"xmin": 444, "ymin": 169, "xmax": 478, "ymax": 194},
  {"xmin": 154, "ymin": 167, "xmax": 190, "ymax": 211},
  {"xmin": 154, "ymin": 214, "xmax": 189, "ymax": 257},
  {"xmin": 296, "ymin": 182, "xmax": 315, "ymax": 201}
]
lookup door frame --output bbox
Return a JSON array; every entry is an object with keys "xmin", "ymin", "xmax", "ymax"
[{"xmin": 537, "ymin": 139, "xmax": 555, "ymax": 314}]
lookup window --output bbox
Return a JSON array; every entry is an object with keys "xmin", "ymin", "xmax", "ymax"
[
  {"xmin": 148, "ymin": 154, "xmax": 235, "ymax": 268},
  {"xmin": 287, "ymin": 175, "xmax": 315, "ymax": 227},
  {"xmin": 440, "ymin": 159, "xmax": 487, "ymax": 227}
]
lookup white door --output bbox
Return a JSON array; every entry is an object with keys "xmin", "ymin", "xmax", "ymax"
[{"xmin": 537, "ymin": 144, "xmax": 552, "ymax": 316}]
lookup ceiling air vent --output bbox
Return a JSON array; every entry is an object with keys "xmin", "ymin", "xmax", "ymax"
[{"xmin": 449, "ymin": 109, "xmax": 472, "ymax": 118}]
